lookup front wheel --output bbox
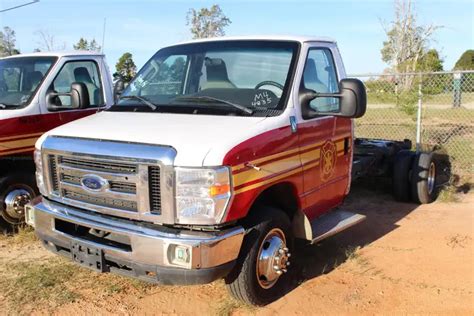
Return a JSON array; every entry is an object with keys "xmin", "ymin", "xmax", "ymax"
[
  {"xmin": 225, "ymin": 207, "xmax": 293, "ymax": 306},
  {"xmin": 0, "ymin": 173, "xmax": 38, "ymax": 232}
]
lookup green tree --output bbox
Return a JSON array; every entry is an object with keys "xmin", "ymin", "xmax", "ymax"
[
  {"xmin": 453, "ymin": 50, "xmax": 474, "ymax": 70},
  {"xmin": 417, "ymin": 49, "xmax": 443, "ymax": 72},
  {"xmin": 73, "ymin": 37, "xmax": 101, "ymax": 51},
  {"xmin": 186, "ymin": 4, "xmax": 231, "ymax": 39},
  {"xmin": 0, "ymin": 27, "xmax": 20, "ymax": 56},
  {"xmin": 115, "ymin": 52, "xmax": 137, "ymax": 83},
  {"xmin": 73, "ymin": 38, "xmax": 88, "ymax": 50}
]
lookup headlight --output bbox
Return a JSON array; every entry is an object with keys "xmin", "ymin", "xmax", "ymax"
[
  {"xmin": 175, "ymin": 166, "xmax": 232, "ymax": 225},
  {"xmin": 34, "ymin": 149, "xmax": 47, "ymax": 196}
]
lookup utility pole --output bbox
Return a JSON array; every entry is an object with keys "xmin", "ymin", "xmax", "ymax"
[{"xmin": 0, "ymin": 0, "xmax": 39, "ymax": 13}]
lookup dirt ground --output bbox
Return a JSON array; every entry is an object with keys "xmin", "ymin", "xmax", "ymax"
[{"xmin": 0, "ymin": 183, "xmax": 473, "ymax": 315}]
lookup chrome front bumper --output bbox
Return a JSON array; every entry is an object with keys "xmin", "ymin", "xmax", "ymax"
[{"xmin": 27, "ymin": 197, "xmax": 244, "ymax": 285}]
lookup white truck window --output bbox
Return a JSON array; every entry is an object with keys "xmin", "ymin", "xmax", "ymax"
[
  {"xmin": 51, "ymin": 60, "xmax": 104, "ymax": 108},
  {"xmin": 199, "ymin": 50, "xmax": 293, "ymax": 97},
  {"xmin": 137, "ymin": 55, "xmax": 188, "ymax": 96},
  {"xmin": 303, "ymin": 48, "xmax": 339, "ymax": 113},
  {"xmin": 116, "ymin": 41, "xmax": 299, "ymax": 116},
  {"xmin": 0, "ymin": 56, "xmax": 56, "ymax": 108}
]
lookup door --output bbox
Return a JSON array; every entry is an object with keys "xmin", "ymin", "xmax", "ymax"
[
  {"xmin": 0, "ymin": 56, "xmax": 57, "ymax": 156},
  {"xmin": 47, "ymin": 59, "xmax": 106, "ymax": 124},
  {"xmin": 299, "ymin": 47, "xmax": 352, "ymax": 219}
]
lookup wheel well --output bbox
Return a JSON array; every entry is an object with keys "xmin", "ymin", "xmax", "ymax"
[
  {"xmin": 249, "ymin": 182, "xmax": 300, "ymax": 221},
  {"xmin": 0, "ymin": 156, "xmax": 35, "ymax": 176}
]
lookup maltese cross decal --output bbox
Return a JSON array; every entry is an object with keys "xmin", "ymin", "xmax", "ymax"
[{"xmin": 320, "ymin": 140, "xmax": 337, "ymax": 182}]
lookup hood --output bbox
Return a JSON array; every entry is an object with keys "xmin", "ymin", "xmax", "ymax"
[{"xmin": 39, "ymin": 111, "xmax": 273, "ymax": 166}]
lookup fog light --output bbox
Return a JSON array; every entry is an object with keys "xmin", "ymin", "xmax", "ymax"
[
  {"xmin": 167, "ymin": 244, "xmax": 192, "ymax": 268},
  {"xmin": 25, "ymin": 204, "xmax": 35, "ymax": 227}
]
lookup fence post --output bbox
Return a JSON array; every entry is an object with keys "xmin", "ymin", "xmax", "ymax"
[
  {"xmin": 453, "ymin": 72, "xmax": 462, "ymax": 108},
  {"xmin": 415, "ymin": 80, "xmax": 423, "ymax": 152}
]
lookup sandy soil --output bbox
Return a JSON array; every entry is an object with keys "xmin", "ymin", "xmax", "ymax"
[{"xmin": 1, "ymin": 185, "xmax": 473, "ymax": 315}]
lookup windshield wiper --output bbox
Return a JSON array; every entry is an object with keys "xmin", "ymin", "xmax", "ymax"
[
  {"xmin": 118, "ymin": 95, "xmax": 157, "ymax": 111},
  {"xmin": 0, "ymin": 103, "xmax": 16, "ymax": 109},
  {"xmin": 173, "ymin": 95, "xmax": 253, "ymax": 115}
]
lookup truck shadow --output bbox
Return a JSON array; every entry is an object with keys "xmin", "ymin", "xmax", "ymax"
[{"xmin": 285, "ymin": 178, "xmax": 422, "ymax": 296}]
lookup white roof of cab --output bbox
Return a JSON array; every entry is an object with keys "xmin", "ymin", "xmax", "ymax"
[
  {"xmin": 1, "ymin": 50, "xmax": 104, "ymax": 59},
  {"xmin": 172, "ymin": 35, "xmax": 336, "ymax": 46}
]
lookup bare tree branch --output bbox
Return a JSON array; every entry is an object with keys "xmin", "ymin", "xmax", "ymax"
[{"xmin": 34, "ymin": 29, "xmax": 66, "ymax": 52}]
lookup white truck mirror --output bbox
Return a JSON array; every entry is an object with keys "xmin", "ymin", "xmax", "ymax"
[{"xmin": 46, "ymin": 82, "xmax": 90, "ymax": 111}]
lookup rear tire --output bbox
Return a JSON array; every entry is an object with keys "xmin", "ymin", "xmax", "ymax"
[
  {"xmin": 0, "ymin": 173, "xmax": 38, "ymax": 232},
  {"xmin": 392, "ymin": 150, "xmax": 415, "ymax": 202},
  {"xmin": 411, "ymin": 152, "xmax": 439, "ymax": 204},
  {"xmin": 225, "ymin": 206, "xmax": 293, "ymax": 306}
]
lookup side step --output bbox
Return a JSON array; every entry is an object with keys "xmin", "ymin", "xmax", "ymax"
[{"xmin": 311, "ymin": 210, "xmax": 366, "ymax": 244}]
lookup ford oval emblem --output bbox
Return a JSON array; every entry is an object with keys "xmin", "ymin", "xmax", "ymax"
[{"xmin": 80, "ymin": 175, "xmax": 109, "ymax": 192}]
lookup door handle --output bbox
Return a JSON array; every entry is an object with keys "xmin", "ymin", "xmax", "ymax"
[{"xmin": 344, "ymin": 137, "xmax": 350, "ymax": 155}]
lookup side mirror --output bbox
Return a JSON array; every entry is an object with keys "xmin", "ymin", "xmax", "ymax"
[
  {"xmin": 300, "ymin": 78, "xmax": 367, "ymax": 119},
  {"xmin": 114, "ymin": 79, "xmax": 125, "ymax": 103},
  {"xmin": 47, "ymin": 82, "xmax": 90, "ymax": 111}
]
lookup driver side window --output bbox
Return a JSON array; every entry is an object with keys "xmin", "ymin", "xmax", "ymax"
[
  {"xmin": 303, "ymin": 48, "xmax": 339, "ymax": 113},
  {"xmin": 49, "ymin": 60, "xmax": 104, "ymax": 109}
]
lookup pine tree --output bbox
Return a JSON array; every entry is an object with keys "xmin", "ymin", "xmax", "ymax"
[{"xmin": 115, "ymin": 53, "xmax": 137, "ymax": 83}]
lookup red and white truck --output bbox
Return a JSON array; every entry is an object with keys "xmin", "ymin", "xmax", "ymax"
[
  {"xmin": 26, "ymin": 36, "xmax": 447, "ymax": 305},
  {"xmin": 0, "ymin": 51, "xmax": 114, "ymax": 231}
]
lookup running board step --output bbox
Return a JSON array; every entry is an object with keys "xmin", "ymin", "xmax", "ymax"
[{"xmin": 311, "ymin": 210, "xmax": 366, "ymax": 244}]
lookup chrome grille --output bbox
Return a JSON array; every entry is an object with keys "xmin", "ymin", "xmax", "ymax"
[
  {"xmin": 41, "ymin": 137, "xmax": 175, "ymax": 224},
  {"xmin": 59, "ymin": 156, "xmax": 137, "ymax": 173},
  {"xmin": 62, "ymin": 189, "xmax": 138, "ymax": 211},
  {"xmin": 46, "ymin": 153, "xmax": 160, "ymax": 217},
  {"xmin": 48, "ymin": 155, "xmax": 59, "ymax": 192},
  {"xmin": 109, "ymin": 182, "xmax": 137, "ymax": 194},
  {"xmin": 60, "ymin": 173, "xmax": 136, "ymax": 194},
  {"xmin": 149, "ymin": 166, "xmax": 161, "ymax": 214}
]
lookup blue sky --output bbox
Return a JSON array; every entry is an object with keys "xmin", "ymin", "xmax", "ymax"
[{"xmin": 0, "ymin": 0, "xmax": 472, "ymax": 74}]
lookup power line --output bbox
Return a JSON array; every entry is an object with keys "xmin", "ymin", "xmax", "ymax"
[{"xmin": 0, "ymin": 0, "xmax": 39, "ymax": 13}]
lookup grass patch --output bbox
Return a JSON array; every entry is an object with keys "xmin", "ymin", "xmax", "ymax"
[
  {"xmin": 344, "ymin": 245, "xmax": 361, "ymax": 261},
  {"xmin": 437, "ymin": 186, "xmax": 461, "ymax": 203},
  {"xmin": 0, "ymin": 258, "xmax": 83, "ymax": 312},
  {"xmin": 215, "ymin": 297, "xmax": 256, "ymax": 316},
  {"xmin": 0, "ymin": 225, "xmax": 37, "ymax": 245},
  {"xmin": 0, "ymin": 255, "xmax": 157, "ymax": 313},
  {"xmin": 101, "ymin": 275, "xmax": 154, "ymax": 295}
]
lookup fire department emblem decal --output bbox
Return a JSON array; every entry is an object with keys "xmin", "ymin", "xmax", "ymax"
[{"xmin": 320, "ymin": 140, "xmax": 337, "ymax": 182}]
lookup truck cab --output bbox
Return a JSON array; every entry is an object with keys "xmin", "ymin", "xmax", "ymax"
[
  {"xmin": 28, "ymin": 36, "xmax": 368, "ymax": 305},
  {"xmin": 0, "ymin": 51, "xmax": 114, "ymax": 230}
]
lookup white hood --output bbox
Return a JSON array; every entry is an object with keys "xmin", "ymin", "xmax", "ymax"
[{"xmin": 38, "ymin": 111, "xmax": 280, "ymax": 166}]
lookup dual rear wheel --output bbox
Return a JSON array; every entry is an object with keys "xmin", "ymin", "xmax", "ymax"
[{"xmin": 393, "ymin": 150, "xmax": 444, "ymax": 204}]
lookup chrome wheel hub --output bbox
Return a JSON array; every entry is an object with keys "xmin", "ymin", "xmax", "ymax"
[
  {"xmin": 4, "ymin": 189, "xmax": 32, "ymax": 220},
  {"xmin": 256, "ymin": 228, "xmax": 291, "ymax": 289},
  {"xmin": 427, "ymin": 162, "xmax": 436, "ymax": 194}
]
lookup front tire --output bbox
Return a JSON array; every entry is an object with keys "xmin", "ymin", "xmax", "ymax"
[
  {"xmin": 225, "ymin": 207, "xmax": 293, "ymax": 306},
  {"xmin": 0, "ymin": 173, "xmax": 38, "ymax": 232}
]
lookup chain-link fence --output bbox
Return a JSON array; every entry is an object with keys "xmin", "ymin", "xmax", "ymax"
[{"xmin": 350, "ymin": 71, "xmax": 474, "ymax": 175}]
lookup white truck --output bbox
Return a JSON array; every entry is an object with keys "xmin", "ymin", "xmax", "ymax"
[
  {"xmin": 27, "ymin": 36, "xmax": 446, "ymax": 305},
  {"xmin": 0, "ymin": 51, "xmax": 114, "ymax": 231}
]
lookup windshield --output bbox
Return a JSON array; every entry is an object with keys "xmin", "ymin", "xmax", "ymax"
[
  {"xmin": 0, "ymin": 56, "xmax": 57, "ymax": 109},
  {"xmin": 112, "ymin": 40, "xmax": 299, "ymax": 116}
]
